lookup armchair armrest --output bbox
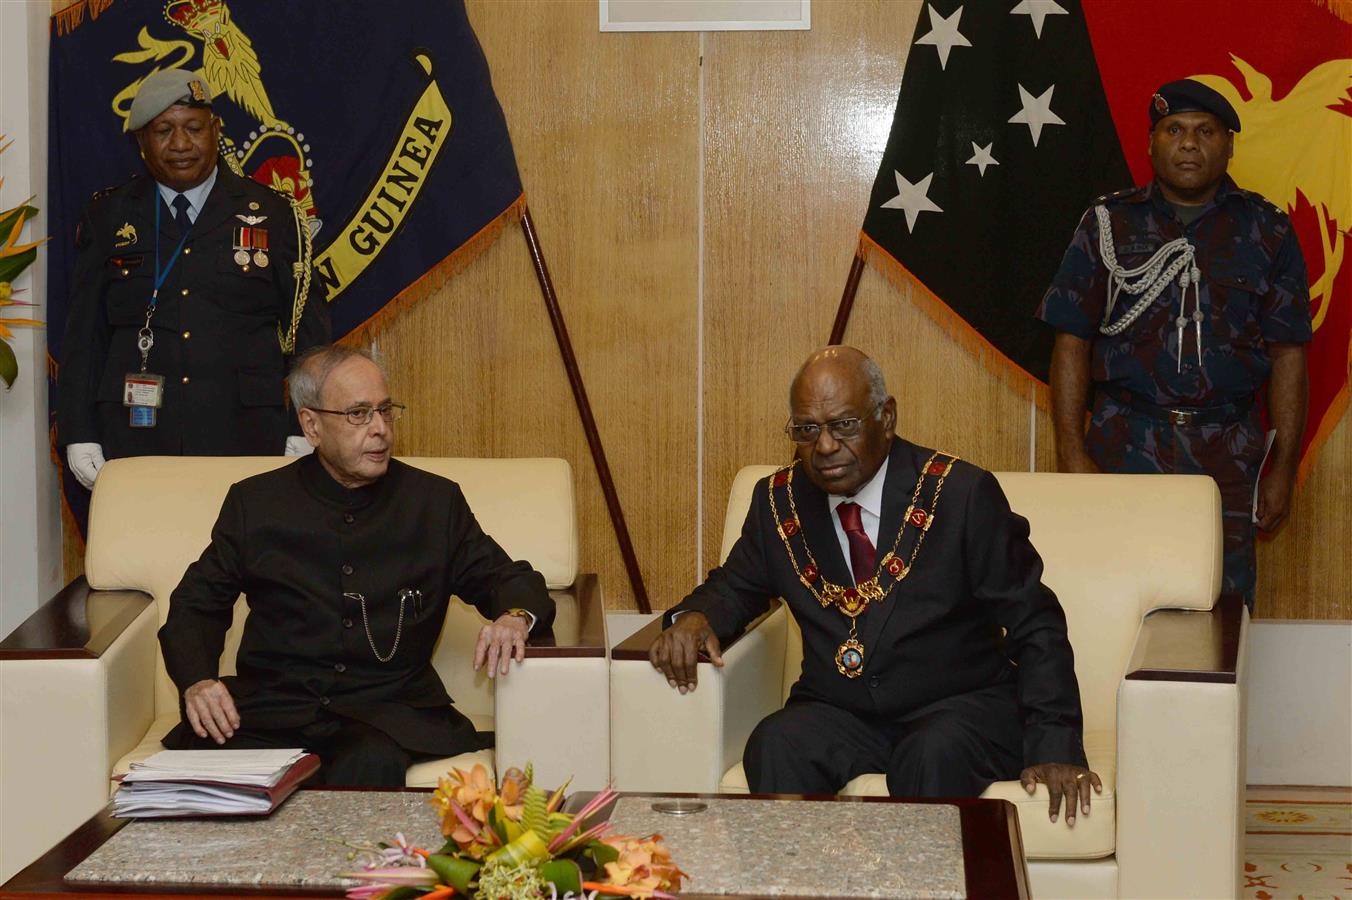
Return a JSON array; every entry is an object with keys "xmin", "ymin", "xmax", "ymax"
[
  {"xmin": 1116, "ymin": 594, "xmax": 1247, "ymax": 900},
  {"xmin": 495, "ymin": 575, "xmax": 610, "ymax": 792},
  {"xmin": 610, "ymin": 603, "xmax": 787, "ymax": 793},
  {"xmin": 0, "ymin": 578, "xmax": 158, "ymax": 883}
]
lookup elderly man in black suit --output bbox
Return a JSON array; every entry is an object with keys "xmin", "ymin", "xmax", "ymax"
[{"xmin": 650, "ymin": 346, "xmax": 1100, "ymax": 826}]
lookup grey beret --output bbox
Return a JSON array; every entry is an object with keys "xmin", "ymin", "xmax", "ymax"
[{"xmin": 128, "ymin": 69, "xmax": 213, "ymax": 131}]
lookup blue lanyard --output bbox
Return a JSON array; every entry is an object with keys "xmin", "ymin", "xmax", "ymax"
[{"xmin": 149, "ymin": 192, "xmax": 194, "ymax": 313}]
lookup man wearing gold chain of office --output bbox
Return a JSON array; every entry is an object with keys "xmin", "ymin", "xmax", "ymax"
[{"xmin": 650, "ymin": 347, "xmax": 1097, "ymax": 827}]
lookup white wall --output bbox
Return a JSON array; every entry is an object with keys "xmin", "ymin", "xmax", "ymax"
[
  {"xmin": 0, "ymin": 1, "xmax": 62, "ymax": 639},
  {"xmin": 1247, "ymin": 621, "xmax": 1352, "ymax": 786}
]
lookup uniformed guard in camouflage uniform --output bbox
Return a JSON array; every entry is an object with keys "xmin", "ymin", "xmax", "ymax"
[{"xmin": 1037, "ymin": 79, "xmax": 1312, "ymax": 608}]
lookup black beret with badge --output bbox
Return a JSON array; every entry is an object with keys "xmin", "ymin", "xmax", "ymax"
[
  {"xmin": 1149, "ymin": 78, "xmax": 1241, "ymax": 133},
  {"xmin": 127, "ymin": 69, "xmax": 214, "ymax": 131}
]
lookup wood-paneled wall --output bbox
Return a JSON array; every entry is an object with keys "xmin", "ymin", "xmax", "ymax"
[{"xmin": 59, "ymin": 0, "xmax": 1349, "ymax": 620}]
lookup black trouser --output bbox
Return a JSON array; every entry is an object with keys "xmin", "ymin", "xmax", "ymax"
[
  {"xmin": 168, "ymin": 710, "xmax": 444, "ymax": 786},
  {"xmin": 743, "ymin": 684, "xmax": 1024, "ymax": 797}
]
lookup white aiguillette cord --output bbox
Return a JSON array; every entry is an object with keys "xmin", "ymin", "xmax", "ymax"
[{"xmin": 1094, "ymin": 204, "xmax": 1204, "ymax": 372}]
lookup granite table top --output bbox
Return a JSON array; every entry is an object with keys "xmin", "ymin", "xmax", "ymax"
[{"xmin": 64, "ymin": 790, "xmax": 967, "ymax": 898}]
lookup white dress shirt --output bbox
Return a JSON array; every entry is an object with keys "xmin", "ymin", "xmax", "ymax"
[
  {"xmin": 155, "ymin": 166, "xmax": 218, "ymax": 225},
  {"xmin": 826, "ymin": 456, "xmax": 888, "ymax": 585}
]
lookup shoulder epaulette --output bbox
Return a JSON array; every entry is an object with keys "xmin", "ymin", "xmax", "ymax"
[
  {"xmin": 1093, "ymin": 184, "xmax": 1147, "ymax": 205},
  {"xmin": 88, "ymin": 175, "xmax": 138, "ymax": 202}
]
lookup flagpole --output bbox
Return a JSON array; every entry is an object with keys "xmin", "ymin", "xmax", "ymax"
[
  {"xmin": 519, "ymin": 205, "xmax": 651, "ymax": 615},
  {"xmin": 828, "ymin": 246, "xmax": 867, "ymax": 344}
]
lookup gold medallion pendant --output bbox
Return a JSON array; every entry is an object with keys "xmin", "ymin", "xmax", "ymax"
[{"xmin": 835, "ymin": 637, "xmax": 865, "ymax": 678}]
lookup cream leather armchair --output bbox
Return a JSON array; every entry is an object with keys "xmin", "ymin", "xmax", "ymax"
[
  {"xmin": 0, "ymin": 456, "xmax": 608, "ymax": 882},
  {"xmin": 611, "ymin": 467, "xmax": 1246, "ymax": 899}
]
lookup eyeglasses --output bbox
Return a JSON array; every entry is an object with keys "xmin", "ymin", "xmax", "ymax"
[
  {"xmin": 308, "ymin": 402, "xmax": 406, "ymax": 427},
  {"xmin": 784, "ymin": 401, "xmax": 883, "ymax": 444}
]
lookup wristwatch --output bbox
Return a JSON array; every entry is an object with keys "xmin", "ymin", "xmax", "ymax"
[{"xmin": 504, "ymin": 607, "xmax": 536, "ymax": 630}]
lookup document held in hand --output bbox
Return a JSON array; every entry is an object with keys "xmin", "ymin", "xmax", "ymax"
[{"xmin": 112, "ymin": 749, "xmax": 320, "ymax": 818}]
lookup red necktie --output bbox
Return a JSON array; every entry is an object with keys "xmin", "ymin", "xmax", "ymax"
[{"xmin": 835, "ymin": 502, "xmax": 876, "ymax": 585}]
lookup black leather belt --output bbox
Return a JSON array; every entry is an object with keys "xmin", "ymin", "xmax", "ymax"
[{"xmin": 1101, "ymin": 388, "xmax": 1253, "ymax": 427}]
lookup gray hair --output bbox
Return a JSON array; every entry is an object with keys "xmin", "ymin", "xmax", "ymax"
[
  {"xmin": 861, "ymin": 357, "xmax": 888, "ymax": 409},
  {"xmin": 287, "ymin": 345, "xmax": 379, "ymax": 410}
]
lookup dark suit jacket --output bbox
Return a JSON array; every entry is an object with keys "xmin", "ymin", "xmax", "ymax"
[
  {"xmin": 667, "ymin": 438, "xmax": 1086, "ymax": 767},
  {"xmin": 158, "ymin": 456, "xmax": 555, "ymax": 755},
  {"xmin": 58, "ymin": 165, "xmax": 329, "ymax": 458}
]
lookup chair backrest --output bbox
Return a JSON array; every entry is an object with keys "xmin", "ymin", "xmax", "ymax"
[
  {"xmin": 85, "ymin": 455, "xmax": 578, "ymax": 721},
  {"xmin": 720, "ymin": 465, "xmax": 1222, "ymax": 738}
]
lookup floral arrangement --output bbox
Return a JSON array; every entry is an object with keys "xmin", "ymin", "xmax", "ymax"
[
  {"xmin": 0, "ymin": 135, "xmax": 46, "ymax": 390},
  {"xmin": 341, "ymin": 764, "xmax": 685, "ymax": 900}
]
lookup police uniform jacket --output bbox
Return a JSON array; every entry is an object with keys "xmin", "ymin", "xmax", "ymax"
[
  {"xmin": 58, "ymin": 164, "xmax": 330, "ymax": 458},
  {"xmin": 158, "ymin": 455, "xmax": 555, "ymax": 755},
  {"xmin": 665, "ymin": 437, "xmax": 1086, "ymax": 769}
]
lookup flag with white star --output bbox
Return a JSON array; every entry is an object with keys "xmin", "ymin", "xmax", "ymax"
[{"xmin": 859, "ymin": 0, "xmax": 1128, "ymax": 384}]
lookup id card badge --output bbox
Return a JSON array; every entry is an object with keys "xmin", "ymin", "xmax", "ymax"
[{"xmin": 123, "ymin": 373, "xmax": 164, "ymax": 428}]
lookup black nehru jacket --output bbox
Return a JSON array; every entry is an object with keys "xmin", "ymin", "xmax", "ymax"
[
  {"xmin": 666, "ymin": 437, "xmax": 1086, "ymax": 768},
  {"xmin": 159, "ymin": 455, "xmax": 555, "ymax": 755},
  {"xmin": 58, "ymin": 165, "xmax": 329, "ymax": 459}
]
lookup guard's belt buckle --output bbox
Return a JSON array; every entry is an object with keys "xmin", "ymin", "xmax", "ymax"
[{"xmin": 1168, "ymin": 408, "xmax": 1195, "ymax": 427}]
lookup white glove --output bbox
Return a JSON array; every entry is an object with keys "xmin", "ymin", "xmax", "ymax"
[
  {"xmin": 284, "ymin": 435, "xmax": 314, "ymax": 456},
  {"xmin": 67, "ymin": 442, "xmax": 106, "ymax": 490}
]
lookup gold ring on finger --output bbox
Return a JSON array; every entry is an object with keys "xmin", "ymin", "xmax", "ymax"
[{"xmin": 1075, "ymin": 773, "xmax": 1087, "ymax": 780}]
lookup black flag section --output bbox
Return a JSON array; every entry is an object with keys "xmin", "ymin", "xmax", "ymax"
[{"xmin": 853, "ymin": 0, "xmax": 1130, "ymax": 384}]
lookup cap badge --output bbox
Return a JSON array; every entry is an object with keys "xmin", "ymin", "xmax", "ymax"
[
  {"xmin": 188, "ymin": 79, "xmax": 208, "ymax": 102},
  {"xmin": 1152, "ymin": 93, "xmax": 1169, "ymax": 116}
]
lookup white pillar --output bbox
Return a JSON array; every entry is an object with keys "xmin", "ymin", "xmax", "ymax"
[{"xmin": 0, "ymin": 1, "xmax": 62, "ymax": 639}]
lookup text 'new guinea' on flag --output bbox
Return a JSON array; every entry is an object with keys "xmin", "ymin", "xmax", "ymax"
[{"xmin": 859, "ymin": 0, "xmax": 1350, "ymax": 478}]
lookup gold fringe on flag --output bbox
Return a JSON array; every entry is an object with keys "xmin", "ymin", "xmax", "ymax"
[
  {"xmin": 1312, "ymin": 0, "xmax": 1352, "ymax": 24},
  {"xmin": 857, "ymin": 231, "xmax": 1049, "ymax": 410},
  {"xmin": 339, "ymin": 192, "xmax": 526, "ymax": 349},
  {"xmin": 53, "ymin": 0, "xmax": 116, "ymax": 37}
]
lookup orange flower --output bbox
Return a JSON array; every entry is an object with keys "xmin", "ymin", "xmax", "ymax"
[
  {"xmin": 600, "ymin": 834, "xmax": 686, "ymax": 898},
  {"xmin": 498, "ymin": 766, "xmax": 529, "ymax": 822}
]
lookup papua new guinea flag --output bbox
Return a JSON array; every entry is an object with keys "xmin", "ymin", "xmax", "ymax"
[
  {"xmin": 48, "ymin": 0, "xmax": 522, "ymax": 353},
  {"xmin": 858, "ymin": 0, "xmax": 1350, "ymax": 478}
]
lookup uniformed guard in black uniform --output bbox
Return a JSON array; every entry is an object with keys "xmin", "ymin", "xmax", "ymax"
[{"xmin": 59, "ymin": 68, "xmax": 329, "ymax": 492}]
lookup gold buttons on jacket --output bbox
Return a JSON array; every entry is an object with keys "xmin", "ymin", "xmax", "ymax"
[
  {"xmin": 181, "ymin": 376, "xmax": 190, "ymax": 384},
  {"xmin": 182, "ymin": 331, "xmax": 191, "ymax": 340},
  {"xmin": 183, "ymin": 246, "xmax": 191, "ymax": 255},
  {"xmin": 181, "ymin": 288, "xmax": 190, "ymax": 296}
]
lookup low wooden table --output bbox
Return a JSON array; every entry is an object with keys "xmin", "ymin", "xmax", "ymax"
[{"xmin": 1, "ymin": 789, "xmax": 1027, "ymax": 899}]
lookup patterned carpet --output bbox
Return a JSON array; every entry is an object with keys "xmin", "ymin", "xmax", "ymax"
[{"xmin": 1245, "ymin": 787, "xmax": 1352, "ymax": 900}]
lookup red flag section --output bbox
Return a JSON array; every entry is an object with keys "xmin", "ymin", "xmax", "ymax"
[{"xmin": 1084, "ymin": 0, "xmax": 1352, "ymax": 479}]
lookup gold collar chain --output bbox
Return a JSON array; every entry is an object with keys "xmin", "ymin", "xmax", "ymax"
[{"xmin": 767, "ymin": 452, "xmax": 955, "ymax": 617}]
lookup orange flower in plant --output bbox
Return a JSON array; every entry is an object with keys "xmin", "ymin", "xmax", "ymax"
[
  {"xmin": 498, "ymin": 766, "xmax": 529, "ymax": 822},
  {"xmin": 600, "ymin": 834, "xmax": 686, "ymax": 898}
]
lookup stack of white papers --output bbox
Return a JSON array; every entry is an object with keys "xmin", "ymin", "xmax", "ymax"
[{"xmin": 112, "ymin": 749, "xmax": 314, "ymax": 818}]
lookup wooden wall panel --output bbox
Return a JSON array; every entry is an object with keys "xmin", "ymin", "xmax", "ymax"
[
  {"xmin": 372, "ymin": 0, "xmax": 699, "ymax": 611},
  {"xmin": 700, "ymin": 0, "xmax": 1036, "ymax": 575}
]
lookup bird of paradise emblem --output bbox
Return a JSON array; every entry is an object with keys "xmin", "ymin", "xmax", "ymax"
[{"xmin": 1193, "ymin": 54, "xmax": 1352, "ymax": 334}]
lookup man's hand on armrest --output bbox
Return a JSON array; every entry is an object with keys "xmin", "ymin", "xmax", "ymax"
[
  {"xmin": 184, "ymin": 678, "xmax": 240, "ymax": 745},
  {"xmin": 649, "ymin": 611, "xmax": 723, "ymax": 694},
  {"xmin": 1020, "ymin": 762, "xmax": 1102, "ymax": 827},
  {"xmin": 474, "ymin": 611, "xmax": 531, "ymax": 678}
]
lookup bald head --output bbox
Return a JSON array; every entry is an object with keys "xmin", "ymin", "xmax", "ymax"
[{"xmin": 787, "ymin": 346, "xmax": 896, "ymax": 496}]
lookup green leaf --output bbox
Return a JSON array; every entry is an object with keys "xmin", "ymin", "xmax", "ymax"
[
  {"xmin": 0, "ymin": 246, "xmax": 37, "ymax": 284},
  {"xmin": 425, "ymin": 854, "xmax": 480, "ymax": 894},
  {"xmin": 487, "ymin": 802, "xmax": 509, "ymax": 844},
  {"xmin": 485, "ymin": 828, "xmax": 551, "ymax": 868},
  {"xmin": 522, "ymin": 784, "xmax": 550, "ymax": 836},
  {"xmin": 0, "ymin": 340, "xmax": 16, "ymax": 390},
  {"xmin": 538, "ymin": 859, "xmax": 583, "ymax": 896},
  {"xmin": 587, "ymin": 839, "xmax": 620, "ymax": 868},
  {"xmin": 380, "ymin": 888, "xmax": 428, "ymax": 900},
  {"xmin": 0, "ymin": 204, "xmax": 38, "ymax": 238}
]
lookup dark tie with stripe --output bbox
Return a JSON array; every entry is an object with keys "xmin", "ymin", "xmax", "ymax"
[
  {"xmin": 172, "ymin": 193, "xmax": 192, "ymax": 233},
  {"xmin": 835, "ymin": 501, "xmax": 876, "ymax": 585}
]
